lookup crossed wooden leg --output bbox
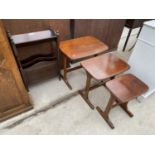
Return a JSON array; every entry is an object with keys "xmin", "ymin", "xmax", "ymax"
[
  {"xmin": 96, "ymin": 94, "xmax": 134, "ymax": 129},
  {"xmin": 120, "ymin": 102, "xmax": 134, "ymax": 117},
  {"xmin": 79, "ymin": 72, "xmax": 95, "ymax": 110},
  {"xmin": 96, "ymin": 95, "xmax": 115, "ymax": 129}
]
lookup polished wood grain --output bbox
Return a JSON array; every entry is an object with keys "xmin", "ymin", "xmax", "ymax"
[
  {"xmin": 106, "ymin": 74, "xmax": 149, "ymax": 103},
  {"xmin": 81, "ymin": 52, "xmax": 130, "ymax": 80},
  {"xmin": 96, "ymin": 74, "xmax": 148, "ymax": 129},
  {"xmin": 80, "ymin": 52, "xmax": 129, "ymax": 110},
  {"xmin": 60, "ymin": 36, "xmax": 109, "ymax": 89},
  {"xmin": 2, "ymin": 19, "xmax": 125, "ymax": 83},
  {"xmin": 60, "ymin": 36, "xmax": 108, "ymax": 60},
  {"xmin": 0, "ymin": 20, "xmax": 32, "ymax": 122}
]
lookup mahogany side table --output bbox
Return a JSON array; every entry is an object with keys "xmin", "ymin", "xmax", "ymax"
[
  {"xmin": 80, "ymin": 52, "xmax": 130, "ymax": 109},
  {"xmin": 96, "ymin": 74, "xmax": 148, "ymax": 129},
  {"xmin": 59, "ymin": 36, "xmax": 109, "ymax": 89}
]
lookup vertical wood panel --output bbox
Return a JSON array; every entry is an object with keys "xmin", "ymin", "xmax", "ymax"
[
  {"xmin": 3, "ymin": 19, "xmax": 71, "ymax": 40},
  {"xmin": 74, "ymin": 19, "xmax": 125, "ymax": 49},
  {"xmin": 0, "ymin": 20, "xmax": 32, "ymax": 121}
]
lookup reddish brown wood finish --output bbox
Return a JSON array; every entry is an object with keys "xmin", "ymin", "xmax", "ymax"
[
  {"xmin": 80, "ymin": 52, "xmax": 130, "ymax": 110},
  {"xmin": 106, "ymin": 74, "xmax": 149, "ymax": 103},
  {"xmin": 60, "ymin": 36, "xmax": 108, "ymax": 60},
  {"xmin": 81, "ymin": 52, "xmax": 130, "ymax": 80},
  {"xmin": 79, "ymin": 72, "xmax": 95, "ymax": 109},
  {"xmin": 96, "ymin": 74, "xmax": 148, "ymax": 129},
  {"xmin": 60, "ymin": 36, "xmax": 109, "ymax": 89}
]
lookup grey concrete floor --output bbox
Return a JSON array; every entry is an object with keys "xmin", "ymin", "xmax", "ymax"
[{"xmin": 0, "ymin": 27, "xmax": 155, "ymax": 134}]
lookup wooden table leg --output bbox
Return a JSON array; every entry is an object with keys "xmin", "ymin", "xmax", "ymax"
[
  {"xmin": 62, "ymin": 55, "xmax": 72, "ymax": 90},
  {"xmin": 96, "ymin": 95, "xmax": 115, "ymax": 129},
  {"xmin": 79, "ymin": 72, "xmax": 95, "ymax": 109},
  {"xmin": 84, "ymin": 72, "xmax": 91, "ymax": 99},
  {"xmin": 120, "ymin": 102, "xmax": 134, "ymax": 117}
]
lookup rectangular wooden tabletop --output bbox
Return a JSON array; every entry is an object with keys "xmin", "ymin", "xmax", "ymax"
[
  {"xmin": 59, "ymin": 36, "xmax": 108, "ymax": 60},
  {"xmin": 106, "ymin": 74, "xmax": 149, "ymax": 103},
  {"xmin": 81, "ymin": 52, "xmax": 130, "ymax": 80}
]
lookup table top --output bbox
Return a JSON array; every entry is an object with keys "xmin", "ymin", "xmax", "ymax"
[
  {"xmin": 59, "ymin": 36, "xmax": 108, "ymax": 60},
  {"xmin": 106, "ymin": 74, "xmax": 149, "ymax": 103},
  {"xmin": 81, "ymin": 52, "xmax": 130, "ymax": 80}
]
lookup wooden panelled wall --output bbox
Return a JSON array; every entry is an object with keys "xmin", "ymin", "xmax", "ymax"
[
  {"xmin": 2, "ymin": 19, "xmax": 125, "ymax": 84},
  {"xmin": 3, "ymin": 19, "xmax": 71, "ymax": 40},
  {"xmin": 74, "ymin": 19, "xmax": 125, "ymax": 49},
  {"xmin": 3, "ymin": 19, "xmax": 125, "ymax": 49}
]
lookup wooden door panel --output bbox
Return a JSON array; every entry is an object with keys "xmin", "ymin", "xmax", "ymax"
[
  {"xmin": 0, "ymin": 20, "xmax": 32, "ymax": 121},
  {"xmin": 0, "ymin": 68, "xmax": 23, "ymax": 112}
]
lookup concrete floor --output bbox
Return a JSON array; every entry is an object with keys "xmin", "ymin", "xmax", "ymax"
[{"xmin": 0, "ymin": 27, "xmax": 155, "ymax": 134}]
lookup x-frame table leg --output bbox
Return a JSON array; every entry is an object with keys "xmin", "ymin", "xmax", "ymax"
[
  {"xmin": 79, "ymin": 72, "xmax": 95, "ymax": 109},
  {"xmin": 120, "ymin": 102, "xmax": 134, "ymax": 117},
  {"xmin": 96, "ymin": 95, "xmax": 115, "ymax": 129}
]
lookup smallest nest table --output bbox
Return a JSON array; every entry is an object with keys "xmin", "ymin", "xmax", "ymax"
[
  {"xmin": 96, "ymin": 74, "xmax": 148, "ymax": 129},
  {"xmin": 59, "ymin": 36, "xmax": 109, "ymax": 89}
]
